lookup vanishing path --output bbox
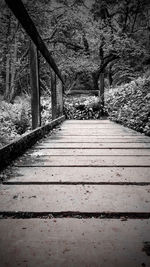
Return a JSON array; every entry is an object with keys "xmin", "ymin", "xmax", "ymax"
[{"xmin": 0, "ymin": 120, "xmax": 150, "ymax": 266}]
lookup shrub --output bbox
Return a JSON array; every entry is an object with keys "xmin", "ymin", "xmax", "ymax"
[
  {"xmin": 0, "ymin": 96, "xmax": 31, "ymax": 147},
  {"xmin": 64, "ymin": 95, "xmax": 103, "ymax": 120},
  {"xmin": 105, "ymin": 76, "xmax": 150, "ymax": 135},
  {"xmin": 41, "ymin": 96, "xmax": 52, "ymax": 125}
]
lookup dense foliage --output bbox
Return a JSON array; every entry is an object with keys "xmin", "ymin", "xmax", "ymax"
[
  {"xmin": 105, "ymin": 75, "xmax": 150, "ymax": 135},
  {"xmin": 64, "ymin": 95, "xmax": 103, "ymax": 119},
  {"xmin": 0, "ymin": 95, "xmax": 52, "ymax": 147}
]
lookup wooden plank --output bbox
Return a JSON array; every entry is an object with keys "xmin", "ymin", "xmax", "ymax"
[
  {"xmin": 54, "ymin": 134, "xmax": 145, "ymax": 137},
  {"xmin": 7, "ymin": 166, "xmax": 150, "ymax": 183},
  {"xmin": 56, "ymin": 126, "xmax": 142, "ymax": 133},
  {"xmin": 54, "ymin": 128, "xmax": 143, "ymax": 135},
  {"xmin": 61, "ymin": 125, "xmax": 131, "ymax": 128},
  {"xmin": 0, "ymin": 184, "xmax": 150, "ymax": 212},
  {"xmin": 57, "ymin": 124, "xmax": 127, "ymax": 128},
  {"xmin": 30, "ymin": 41, "xmax": 41, "ymax": 129},
  {"xmin": 64, "ymin": 120, "xmax": 112, "ymax": 123},
  {"xmin": 56, "ymin": 132, "xmax": 140, "ymax": 135},
  {"xmin": 55, "ymin": 130, "xmax": 141, "ymax": 136},
  {"xmin": 60, "ymin": 126, "xmax": 137, "ymax": 131},
  {"xmin": 0, "ymin": 219, "xmax": 150, "ymax": 267},
  {"xmin": 52, "ymin": 133, "xmax": 147, "ymax": 137},
  {"xmin": 61, "ymin": 121, "xmax": 141, "ymax": 131},
  {"xmin": 5, "ymin": 0, "xmax": 63, "ymax": 82},
  {"xmin": 37, "ymin": 142, "xmax": 150, "ymax": 148},
  {"xmin": 44, "ymin": 137, "xmax": 150, "ymax": 143},
  {"xmin": 15, "ymin": 155, "xmax": 150, "ymax": 166},
  {"xmin": 28, "ymin": 148, "xmax": 150, "ymax": 156},
  {"xmin": 0, "ymin": 219, "xmax": 149, "ymax": 266},
  {"xmin": 59, "ymin": 131, "xmax": 143, "ymax": 136},
  {"xmin": 49, "ymin": 125, "xmax": 150, "ymax": 139},
  {"xmin": 48, "ymin": 134, "xmax": 150, "ymax": 140}
]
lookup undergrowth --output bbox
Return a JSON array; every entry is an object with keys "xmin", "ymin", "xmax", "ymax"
[
  {"xmin": 105, "ymin": 76, "xmax": 150, "ymax": 136},
  {"xmin": 64, "ymin": 95, "xmax": 103, "ymax": 120},
  {"xmin": 0, "ymin": 94, "xmax": 52, "ymax": 148}
]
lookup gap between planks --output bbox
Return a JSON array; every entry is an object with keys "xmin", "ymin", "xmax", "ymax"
[
  {"xmin": 3, "ymin": 181, "xmax": 150, "ymax": 186},
  {"xmin": 0, "ymin": 211, "xmax": 150, "ymax": 219}
]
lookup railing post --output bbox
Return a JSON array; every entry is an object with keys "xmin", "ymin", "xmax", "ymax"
[
  {"xmin": 99, "ymin": 72, "xmax": 104, "ymax": 108},
  {"xmin": 51, "ymin": 69, "xmax": 57, "ymax": 120},
  {"xmin": 30, "ymin": 41, "xmax": 41, "ymax": 129},
  {"xmin": 56, "ymin": 78, "xmax": 63, "ymax": 117},
  {"xmin": 59, "ymin": 80, "xmax": 64, "ymax": 116}
]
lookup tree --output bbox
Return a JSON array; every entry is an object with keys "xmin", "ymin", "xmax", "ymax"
[
  {"xmin": 0, "ymin": 0, "xmax": 149, "ymax": 106},
  {"xmin": 89, "ymin": 0, "xmax": 149, "ymax": 108},
  {"xmin": 42, "ymin": 0, "xmax": 149, "ymax": 109}
]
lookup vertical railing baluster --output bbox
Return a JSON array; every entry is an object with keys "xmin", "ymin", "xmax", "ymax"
[
  {"xmin": 30, "ymin": 41, "xmax": 41, "ymax": 129},
  {"xmin": 60, "ymin": 80, "xmax": 64, "ymax": 116},
  {"xmin": 51, "ymin": 69, "xmax": 57, "ymax": 120}
]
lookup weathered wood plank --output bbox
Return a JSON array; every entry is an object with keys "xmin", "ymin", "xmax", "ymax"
[
  {"xmin": 0, "ymin": 219, "xmax": 150, "ymax": 267},
  {"xmin": 61, "ymin": 126, "xmax": 133, "ymax": 129},
  {"xmin": 37, "ymin": 142, "xmax": 150, "ymax": 148},
  {"xmin": 56, "ymin": 126, "xmax": 143, "ymax": 134},
  {"xmin": 6, "ymin": 166, "xmax": 150, "ymax": 183},
  {"xmin": 44, "ymin": 137, "xmax": 150, "ymax": 143},
  {"xmin": 15, "ymin": 155, "xmax": 150, "ymax": 166},
  {"xmin": 54, "ymin": 132, "xmax": 142, "ymax": 136},
  {"xmin": 53, "ymin": 127, "xmax": 143, "ymax": 135},
  {"xmin": 0, "ymin": 184, "xmax": 150, "ymax": 212},
  {"xmin": 63, "ymin": 120, "xmax": 112, "ymax": 123},
  {"xmin": 52, "ymin": 133, "xmax": 148, "ymax": 137},
  {"xmin": 28, "ymin": 148, "xmax": 150, "ymax": 156}
]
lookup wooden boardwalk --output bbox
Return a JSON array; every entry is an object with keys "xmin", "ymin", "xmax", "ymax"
[{"xmin": 0, "ymin": 119, "xmax": 150, "ymax": 267}]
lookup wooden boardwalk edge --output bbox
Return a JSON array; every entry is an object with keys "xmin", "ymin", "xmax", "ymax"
[{"xmin": 0, "ymin": 115, "xmax": 65, "ymax": 171}]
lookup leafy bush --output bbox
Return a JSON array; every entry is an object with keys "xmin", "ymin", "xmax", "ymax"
[
  {"xmin": 64, "ymin": 95, "xmax": 103, "ymax": 120},
  {"xmin": 105, "ymin": 76, "xmax": 150, "ymax": 135},
  {"xmin": 13, "ymin": 106, "xmax": 30, "ymax": 135},
  {"xmin": 0, "ymin": 95, "xmax": 53, "ymax": 148},
  {"xmin": 0, "ymin": 96, "xmax": 31, "ymax": 147},
  {"xmin": 41, "ymin": 97, "xmax": 52, "ymax": 125}
]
